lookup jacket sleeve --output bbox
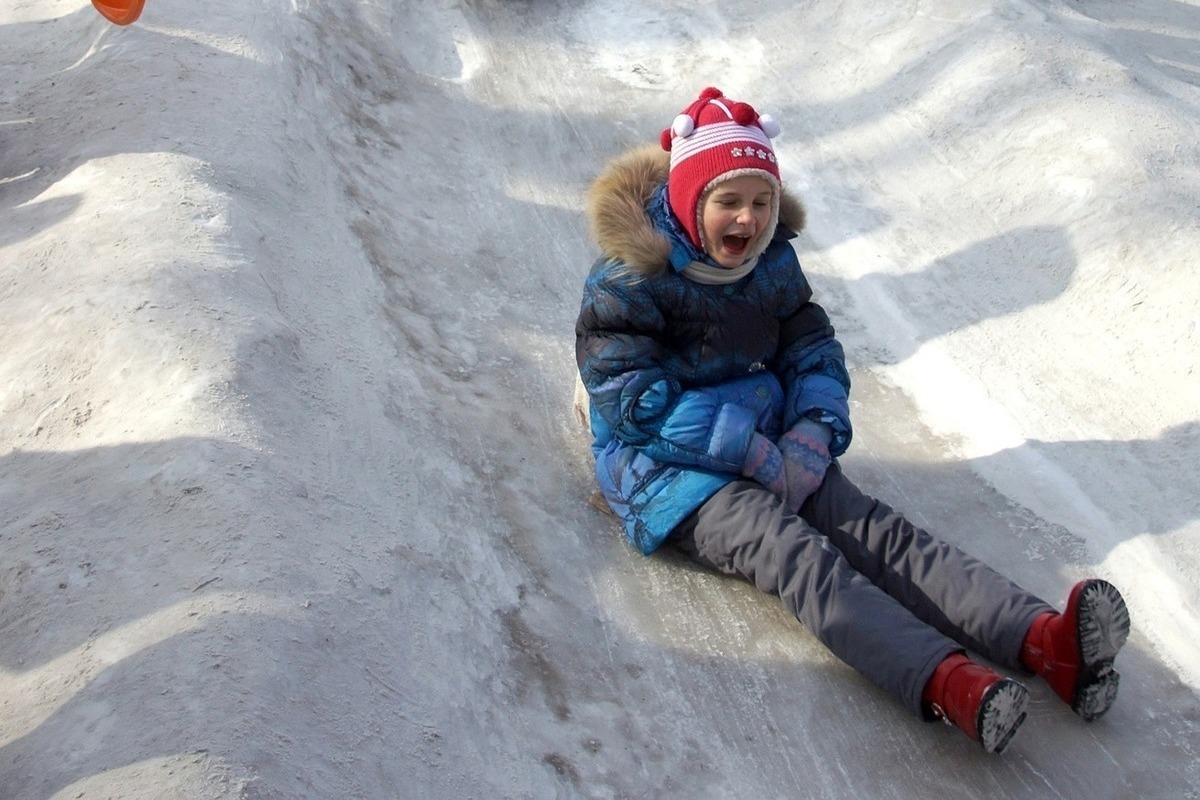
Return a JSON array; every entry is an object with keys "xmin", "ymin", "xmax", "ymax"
[
  {"xmin": 576, "ymin": 264, "xmax": 770, "ymax": 472},
  {"xmin": 772, "ymin": 253, "xmax": 854, "ymax": 456}
]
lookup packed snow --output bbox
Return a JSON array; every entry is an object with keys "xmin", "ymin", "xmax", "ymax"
[{"xmin": 2, "ymin": 0, "xmax": 1198, "ymax": 797}]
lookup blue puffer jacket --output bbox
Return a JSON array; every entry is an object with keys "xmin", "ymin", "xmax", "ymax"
[{"xmin": 575, "ymin": 146, "xmax": 852, "ymax": 554}]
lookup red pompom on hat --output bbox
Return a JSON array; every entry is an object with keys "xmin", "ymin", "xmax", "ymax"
[{"xmin": 660, "ymin": 87, "xmax": 782, "ymax": 254}]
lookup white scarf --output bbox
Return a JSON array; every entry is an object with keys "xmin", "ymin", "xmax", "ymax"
[{"xmin": 681, "ymin": 256, "xmax": 758, "ymax": 285}]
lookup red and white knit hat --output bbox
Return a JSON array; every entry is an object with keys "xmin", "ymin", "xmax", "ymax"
[{"xmin": 660, "ymin": 87, "xmax": 782, "ymax": 253}]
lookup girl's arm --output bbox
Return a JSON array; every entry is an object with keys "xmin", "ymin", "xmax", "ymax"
[{"xmin": 772, "ymin": 255, "xmax": 853, "ymax": 456}]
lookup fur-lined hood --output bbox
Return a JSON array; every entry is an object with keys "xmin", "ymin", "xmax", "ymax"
[{"xmin": 585, "ymin": 145, "xmax": 806, "ymax": 278}]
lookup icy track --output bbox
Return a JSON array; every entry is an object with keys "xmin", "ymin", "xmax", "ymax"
[{"xmin": 2, "ymin": 1, "xmax": 1199, "ymax": 797}]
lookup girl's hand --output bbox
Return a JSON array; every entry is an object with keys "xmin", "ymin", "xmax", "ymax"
[
  {"xmin": 778, "ymin": 421, "xmax": 832, "ymax": 513},
  {"xmin": 740, "ymin": 433, "xmax": 787, "ymax": 499}
]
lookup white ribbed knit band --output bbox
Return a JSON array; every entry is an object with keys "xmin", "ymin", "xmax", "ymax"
[{"xmin": 669, "ymin": 121, "xmax": 774, "ymax": 170}]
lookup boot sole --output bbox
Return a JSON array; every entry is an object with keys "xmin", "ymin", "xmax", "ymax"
[
  {"xmin": 977, "ymin": 679, "xmax": 1029, "ymax": 754},
  {"xmin": 1073, "ymin": 579, "xmax": 1131, "ymax": 722}
]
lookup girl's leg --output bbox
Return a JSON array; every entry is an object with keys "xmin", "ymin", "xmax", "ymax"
[
  {"xmin": 800, "ymin": 463, "xmax": 1053, "ymax": 669},
  {"xmin": 670, "ymin": 480, "xmax": 959, "ymax": 716}
]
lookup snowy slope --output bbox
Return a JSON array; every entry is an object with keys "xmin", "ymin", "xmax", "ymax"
[{"xmin": 2, "ymin": 1, "xmax": 1198, "ymax": 798}]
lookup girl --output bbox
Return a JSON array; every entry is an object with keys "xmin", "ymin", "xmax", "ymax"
[{"xmin": 574, "ymin": 87, "xmax": 1130, "ymax": 754}]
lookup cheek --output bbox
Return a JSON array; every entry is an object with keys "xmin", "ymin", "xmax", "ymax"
[
  {"xmin": 701, "ymin": 209, "xmax": 724, "ymax": 241},
  {"xmin": 703, "ymin": 207, "xmax": 732, "ymax": 233}
]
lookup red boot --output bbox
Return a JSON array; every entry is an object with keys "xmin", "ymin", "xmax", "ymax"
[
  {"xmin": 1021, "ymin": 579, "xmax": 1130, "ymax": 722},
  {"xmin": 923, "ymin": 652, "xmax": 1029, "ymax": 754}
]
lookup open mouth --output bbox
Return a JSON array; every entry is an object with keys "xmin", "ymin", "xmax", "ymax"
[{"xmin": 722, "ymin": 234, "xmax": 751, "ymax": 255}]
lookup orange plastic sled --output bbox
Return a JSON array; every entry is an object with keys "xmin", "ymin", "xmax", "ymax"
[{"xmin": 92, "ymin": 0, "xmax": 146, "ymax": 25}]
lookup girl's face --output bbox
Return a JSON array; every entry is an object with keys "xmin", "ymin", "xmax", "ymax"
[{"xmin": 700, "ymin": 175, "xmax": 774, "ymax": 268}]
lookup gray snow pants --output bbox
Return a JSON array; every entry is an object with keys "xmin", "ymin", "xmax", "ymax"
[{"xmin": 668, "ymin": 463, "xmax": 1053, "ymax": 716}]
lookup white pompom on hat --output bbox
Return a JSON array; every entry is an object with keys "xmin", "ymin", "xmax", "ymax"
[{"xmin": 659, "ymin": 87, "xmax": 782, "ymax": 253}]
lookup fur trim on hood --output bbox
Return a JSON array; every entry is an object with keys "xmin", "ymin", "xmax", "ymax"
[{"xmin": 586, "ymin": 144, "xmax": 806, "ymax": 278}]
